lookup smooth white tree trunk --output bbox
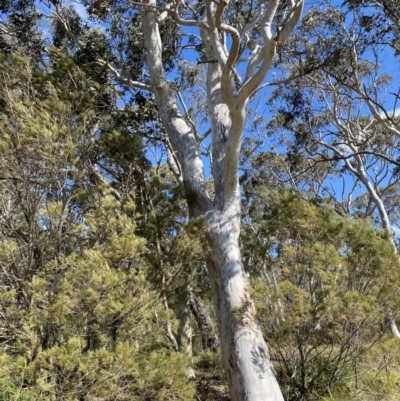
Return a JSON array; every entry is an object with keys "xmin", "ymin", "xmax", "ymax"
[
  {"xmin": 205, "ymin": 208, "xmax": 284, "ymax": 400},
  {"xmin": 139, "ymin": 0, "xmax": 303, "ymax": 398}
]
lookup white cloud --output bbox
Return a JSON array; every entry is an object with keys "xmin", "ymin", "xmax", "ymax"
[{"xmin": 378, "ymin": 106, "xmax": 400, "ymax": 119}]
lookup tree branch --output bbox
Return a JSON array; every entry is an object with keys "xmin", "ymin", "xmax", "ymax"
[
  {"xmin": 128, "ymin": 0, "xmax": 209, "ymax": 29},
  {"xmin": 97, "ymin": 59, "xmax": 153, "ymax": 92},
  {"xmin": 237, "ymin": 0, "xmax": 279, "ymax": 104},
  {"xmin": 275, "ymin": 0, "xmax": 304, "ymax": 43},
  {"xmin": 215, "ymin": 0, "xmax": 240, "ymax": 106},
  {"xmin": 141, "ymin": 0, "xmax": 212, "ymax": 216}
]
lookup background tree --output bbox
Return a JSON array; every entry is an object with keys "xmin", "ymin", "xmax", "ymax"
[{"xmin": 266, "ymin": 3, "xmax": 400, "ymax": 231}]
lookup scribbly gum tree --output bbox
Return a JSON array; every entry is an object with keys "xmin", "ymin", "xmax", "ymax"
[{"xmin": 138, "ymin": 0, "xmax": 303, "ymax": 399}]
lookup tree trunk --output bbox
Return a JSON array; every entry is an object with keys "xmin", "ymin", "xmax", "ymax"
[
  {"xmin": 387, "ymin": 308, "xmax": 400, "ymax": 338},
  {"xmin": 177, "ymin": 300, "xmax": 196, "ymax": 378},
  {"xmin": 205, "ymin": 208, "xmax": 284, "ymax": 401},
  {"xmin": 189, "ymin": 289, "xmax": 220, "ymax": 352}
]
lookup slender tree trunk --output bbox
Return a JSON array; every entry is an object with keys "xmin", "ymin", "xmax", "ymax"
[
  {"xmin": 177, "ymin": 299, "xmax": 196, "ymax": 378},
  {"xmin": 189, "ymin": 289, "xmax": 220, "ymax": 352},
  {"xmin": 177, "ymin": 300, "xmax": 193, "ymax": 356},
  {"xmin": 387, "ymin": 308, "xmax": 400, "ymax": 338}
]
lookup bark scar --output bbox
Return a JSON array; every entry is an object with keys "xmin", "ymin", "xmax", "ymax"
[{"xmin": 221, "ymin": 125, "xmax": 227, "ymax": 142}]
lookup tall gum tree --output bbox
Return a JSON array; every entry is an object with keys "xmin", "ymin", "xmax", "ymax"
[
  {"xmin": 140, "ymin": 0, "xmax": 304, "ymax": 399},
  {"xmin": 9, "ymin": 0, "xmax": 304, "ymax": 398}
]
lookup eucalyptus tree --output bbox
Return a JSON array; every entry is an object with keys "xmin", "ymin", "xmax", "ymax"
[
  {"xmin": 266, "ymin": 4, "xmax": 400, "ymax": 230},
  {"xmin": 264, "ymin": 3, "xmax": 400, "ymax": 336},
  {"xmin": 344, "ymin": 0, "xmax": 400, "ymax": 53}
]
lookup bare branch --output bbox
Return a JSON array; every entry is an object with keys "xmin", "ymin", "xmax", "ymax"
[
  {"xmin": 165, "ymin": 136, "xmax": 183, "ymax": 183},
  {"xmin": 199, "ymin": 127, "xmax": 212, "ymax": 143},
  {"xmin": 237, "ymin": 0, "xmax": 280, "ymax": 104},
  {"xmin": 97, "ymin": 59, "xmax": 153, "ymax": 92}
]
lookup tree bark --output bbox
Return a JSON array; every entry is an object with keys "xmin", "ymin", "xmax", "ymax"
[{"xmin": 388, "ymin": 309, "xmax": 400, "ymax": 338}]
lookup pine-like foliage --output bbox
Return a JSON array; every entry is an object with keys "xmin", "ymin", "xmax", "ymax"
[
  {"xmin": 242, "ymin": 188, "xmax": 400, "ymax": 401},
  {"xmin": 0, "ymin": 53, "xmax": 195, "ymax": 401}
]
